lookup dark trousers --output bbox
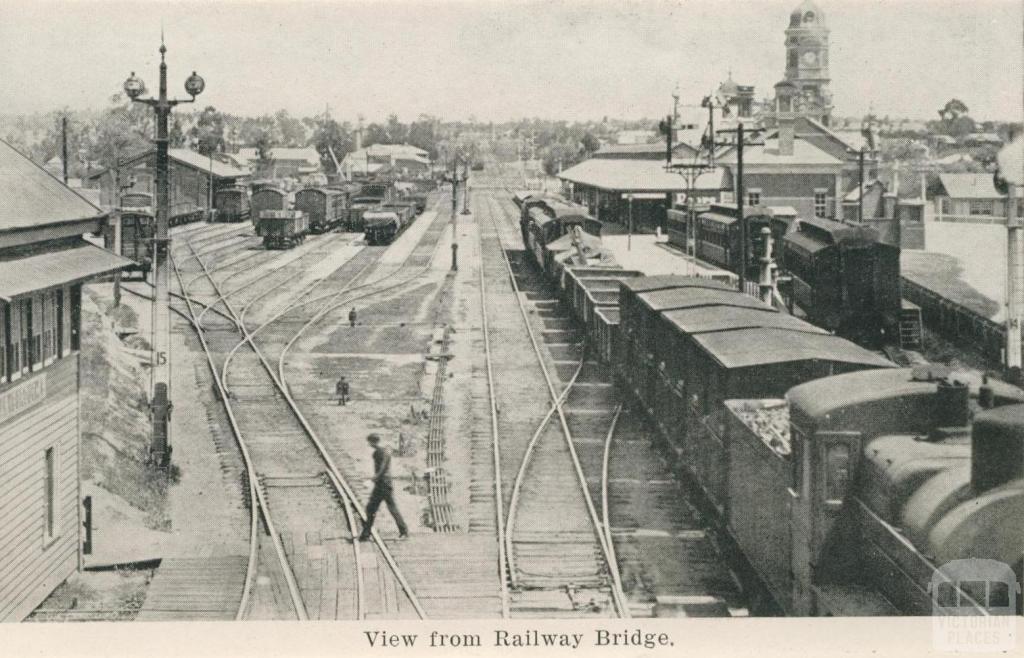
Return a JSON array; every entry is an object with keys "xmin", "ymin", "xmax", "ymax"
[{"xmin": 360, "ymin": 483, "xmax": 408, "ymax": 538}]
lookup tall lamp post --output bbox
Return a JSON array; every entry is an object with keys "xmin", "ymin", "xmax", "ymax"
[{"xmin": 123, "ymin": 40, "xmax": 205, "ymax": 467}]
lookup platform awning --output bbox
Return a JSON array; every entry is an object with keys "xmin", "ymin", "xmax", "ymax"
[
  {"xmin": 0, "ymin": 241, "xmax": 134, "ymax": 301},
  {"xmin": 559, "ymin": 158, "xmax": 728, "ymax": 193}
]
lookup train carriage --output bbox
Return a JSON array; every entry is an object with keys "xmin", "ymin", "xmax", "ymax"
[
  {"xmin": 295, "ymin": 187, "xmax": 345, "ymax": 234},
  {"xmin": 257, "ymin": 210, "xmax": 308, "ymax": 249},
  {"xmin": 250, "ymin": 187, "xmax": 288, "ymax": 237},
  {"xmin": 213, "ymin": 185, "xmax": 250, "ymax": 223},
  {"xmin": 782, "ymin": 217, "xmax": 900, "ymax": 346}
]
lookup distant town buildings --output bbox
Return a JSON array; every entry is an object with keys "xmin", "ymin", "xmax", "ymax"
[
  {"xmin": 339, "ymin": 144, "xmax": 431, "ymax": 179},
  {"xmin": 234, "ymin": 146, "xmax": 321, "ymax": 179}
]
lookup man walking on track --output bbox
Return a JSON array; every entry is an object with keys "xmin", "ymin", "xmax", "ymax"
[
  {"xmin": 358, "ymin": 434, "xmax": 409, "ymax": 541},
  {"xmin": 336, "ymin": 376, "xmax": 349, "ymax": 406},
  {"xmin": 349, "ymin": 307, "xmax": 357, "ymax": 328}
]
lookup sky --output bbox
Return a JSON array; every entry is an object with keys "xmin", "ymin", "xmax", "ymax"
[{"xmin": 1, "ymin": 0, "xmax": 1021, "ymax": 123}]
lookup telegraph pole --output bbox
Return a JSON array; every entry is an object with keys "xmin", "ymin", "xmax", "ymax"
[
  {"xmin": 123, "ymin": 39, "xmax": 204, "ymax": 467},
  {"xmin": 461, "ymin": 159, "xmax": 471, "ymax": 214},
  {"xmin": 1007, "ymin": 181, "xmax": 1021, "ymax": 374},
  {"xmin": 737, "ymin": 122, "xmax": 746, "ymax": 290},
  {"xmin": 61, "ymin": 116, "xmax": 69, "ymax": 184},
  {"xmin": 858, "ymin": 148, "xmax": 866, "ymax": 223}
]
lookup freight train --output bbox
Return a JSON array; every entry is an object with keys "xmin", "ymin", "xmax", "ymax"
[{"xmin": 512, "ymin": 190, "xmax": 1023, "ymax": 617}]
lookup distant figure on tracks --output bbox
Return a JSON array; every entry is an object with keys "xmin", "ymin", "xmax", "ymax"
[
  {"xmin": 358, "ymin": 434, "xmax": 409, "ymax": 542},
  {"xmin": 336, "ymin": 376, "xmax": 349, "ymax": 406},
  {"xmin": 349, "ymin": 307, "xmax": 358, "ymax": 328}
]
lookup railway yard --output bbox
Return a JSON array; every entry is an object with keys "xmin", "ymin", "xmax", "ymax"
[{"xmin": 35, "ymin": 179, "xmax": 766, "ymax": 623}]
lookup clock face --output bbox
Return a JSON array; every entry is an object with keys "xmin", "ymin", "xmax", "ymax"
[{"xmin": 802, "ymin": 51, "xmax": 818, "ymax": 66}]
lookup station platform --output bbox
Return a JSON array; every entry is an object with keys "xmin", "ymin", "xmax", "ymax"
[
  {"xmin": 601, "ymin": 233, "xmax": 737, "ymax": 282},
  {"xmin": 901, "ymin": 222, "xmax": 1006, "ymax": 323}
]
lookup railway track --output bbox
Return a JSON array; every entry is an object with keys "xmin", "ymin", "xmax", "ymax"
[
  {"xmin": 484, "ymin": 187, "xmax": 751, "ymax": 618},
  {"xmin": 169, "ymin": 218, "xmax": 444, "ymax": 620},
  {"xmin": 476, "ymin": 191, "xmax": 628, "ymax": 618}
]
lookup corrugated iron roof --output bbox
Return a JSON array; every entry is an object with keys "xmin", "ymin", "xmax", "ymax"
[
  {"xmin": 783, "ymin": 231, "xmax": 829, "ymax": 257},
  {"xmin": 693, "ymin": 327, "xmax": 895, "ymax": 370},
  {"xmin": 0, "ymin": 240, "xmax": 133, "ymax": 300},
  {"xmin": 663, "ymin": 305, "xmax": 826, "ymax": 336},
  {"xmin": 558, "ymin": 157, "xmax": 728, "ymax": 193},
  {"xmin": 87, "ymin": 148, "xmax": 249, "ymax": 181},
  {"xmin": 639, "ymin": 287, "xmax": 767, "ymax": 312},
  {"xmin": 699, "ymin": 211, "xmax": 739, "ymax": 226},
  {"xmin": 622, "ymin": 275, "xmax": 732, "ymax": 294},
  {"xmin": 0, "ymin": 139, "xmax": 103, "ymax": 232},
  {"xmin": 717, "ymin": 136, "xmax": 842, "ymax": 167}
]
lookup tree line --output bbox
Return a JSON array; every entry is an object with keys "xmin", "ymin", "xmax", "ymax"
[{"xmin": 0, "ymin": 92, "xmax": 643, "ymax": 180}]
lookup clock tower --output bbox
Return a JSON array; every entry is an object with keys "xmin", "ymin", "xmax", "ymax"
[{"xmin": 776, "ymin": 0, "xmax": 833, "ymax": 125}]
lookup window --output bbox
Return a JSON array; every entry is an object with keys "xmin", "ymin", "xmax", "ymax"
[
  {"xmin": 29, "ymin": 295, "xmax": 42, "ymax": 370},
  {"xmin": 747, "ymin": 190, "xmax": 761, "ymax": 207},
  {"xmin": 70, "ymin": 285, "xmax": 82, "ymax": 351},
  {"xmin": 44, "ymin": 446, "xmax": 58, "ymax": 543},
  {"xmin": 969, "ymin": 200, "xmax": 996, "ymax": 216},
  {"xmin": 824, "ymin": 443, "xmax": 851, "ymax": 503},
  {"xmin": 814, "ymin": 190, "xmax": 828, "ymax": 218},
  {"xmin": 788, "ymin": 50, "xmax": 798, "ymax": 68},
  {"xmin": 936, "ymin": 582, "xmax": 958, "ymax": 608},
  {"xmin": 990, "ymin": 581, "xmax": 1010, "ymax": 608},
  {"xmin": 0, "ymin": 302, "xmax": 6, "ymax": 384}
]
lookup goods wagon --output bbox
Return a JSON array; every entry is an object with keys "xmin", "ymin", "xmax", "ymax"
[
  {"xmin": 213, "ymin": 186, "xmax": 250, "ymax": 223},
  {"xmin": 250, "ymin": 187, "xmax": 288, "ymax": 237},
  {"xmin": 258, "ymin": 210, "xmax": 308, "ymax": 249},
  {"xmin": 295, "ymin": 187, "xmax": 345, "ymax": 233}
]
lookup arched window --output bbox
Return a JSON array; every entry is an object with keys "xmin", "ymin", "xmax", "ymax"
[{"xmin": 803, "ymin": 11, "xmax": 816, "ymax": 23}]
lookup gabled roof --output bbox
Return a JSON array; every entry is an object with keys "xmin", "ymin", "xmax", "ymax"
[
  {"xmin": 0, "ymin": 139, "xmax": 103, "ymax": 232},
  {"xmin": 86, "ymin": 148, "xmax": 249, "ymax": 181},
  {"xmin": 558, "ymin": 157, "xmax": 729, "ymax": 193},
  {"xmin": 237, "ymin": 147, "xmax": 321, "ymax": 164},
  {"xmin": 937, "ymin": 173, "xmax": 1022, "ymax": 200},
  {"xmin": 843, "ymin": 179, "xmax": 885, "ymax": 202},
  {"xmin": 717, "ymin": 135, "xmax": 843, "ymax": 167},
  {"xmin": 593, "ymin": 141, "xmax": 698, "ymax": 159}
]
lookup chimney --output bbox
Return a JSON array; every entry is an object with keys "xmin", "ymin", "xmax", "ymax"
[
  {"xmin": 883, "ymin": 192, "xmax": 898, "ymax": 220},
  {"xmin": 356, "ymin": 128, "xmax": 363, "ymax": 152},
  {"xmin": 778, "ymin": 117, "xmax": 795, "ymax": 156}
]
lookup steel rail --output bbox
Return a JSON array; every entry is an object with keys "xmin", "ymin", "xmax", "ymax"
[
  {"xmin": 206, "ymin": 200, "xmax": 450, "ymax": 619},
  {"xmin": 600, "ymin": 404, "xmax": 628, "ymax": 614},
  {"xmin": 476, "ymin": 214, "xmax": 512, "ymax": 619},
  {"xmin": 484, "ymin": 193, "xmax": 630, "ymax": 618},
  {"xmin": 502, "ymin": 357, "xmax": 585, "ymax": 589},
  {"xmin": 169, "ymin": 246, "xmax": 306, "ymax": 621}
]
